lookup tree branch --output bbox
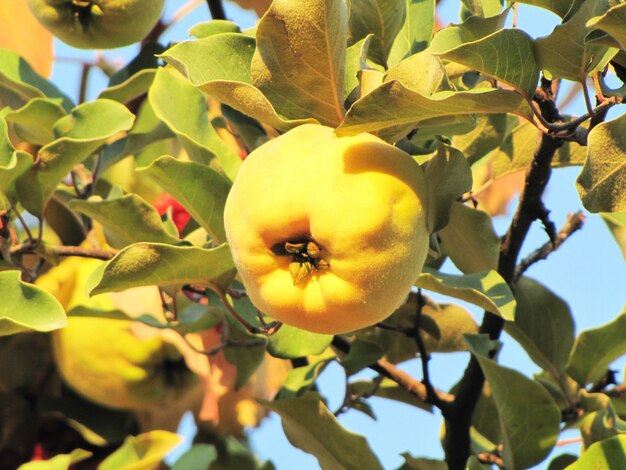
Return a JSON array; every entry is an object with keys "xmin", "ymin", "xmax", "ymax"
[
  {"xmin": 514, "ymin": 211, "xmax": 586, "ymax": 282},
  {"xmin": 207, "ymin": 0, "xmax": 227, "ymax": 20},
  {"xmin": 9, "ymin": 244, "xmax": 116, "ymax": 261},
  {"xmin": 331, "ymin": 336, "xmax": 455, "ymax": 405},
  {"xmin": 443, "ymin": 80, "xmax": 565, "ymax": 469}
]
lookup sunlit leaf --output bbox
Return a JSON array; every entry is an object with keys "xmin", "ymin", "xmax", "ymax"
[
  {"xmin": 267, "ymin": 324, "xmax": 332, "ymax": 359},
  {"xmin": 431, "ymin": 28, "xmax": 539, "ymax": 97},
  {"xmin": 98, "ymin": 69, "xmax": 156, "ymax": 104},
  {"xmin": 535, "ymin": 0, "xmax": 615, "ymax": 81},
  {"xmin": 505, "ymin": 277, "xmax": 575, "ymax": 377},
  {"xmin": 98, "ymin": 430, "xmax": 182, "ymax": 470},
  {"xmin": 17, "ymin": 449, "xmax": 92, "ymax": 470},
  {"xmin": 149, "ymin": 68, "xmax": 240, "ymax": 180},
  {"xmin": 587, "ymin": 3, "xmax": 626, "ymax": 50},
  {"xmin": 577, "ymin": 113, "xmax": 626, "ymax": 213},
  {"xmin": 91, "ymin": 243, "xmax": 235, "ymax": 295},
  {"xmin": 189, "ymin": 20, "xmax": 241, "ymax": 39},
  {"xmin": 15, "ymin": 99, "xmax": 134, "ymax": 216},
  {"xmin": 251, "ymin": 0, "xmax": 347, "ymax": 126},
  {"xmin": 277, "ymin": 358, "xmax": 333, "ymax": 399},
  {"xmin": 423, "ymin": 143, "xmax": 473, "ymax": 233},
  {"xmin": 0, "ymin": 271, "xmax": 67, "ymax": 336},
  {"xmin": 139, "ymin": 155, "xmax": 231, "ymax": 244},
  {"xmin": 601, "ymin": 211, "xmax": 626, "ymax": 261},
  {"xmin": 515, "ymin": 0, "xmax": 574, "ymax": 18},
  {"xmin": 348, "ymin": 0, "xmax": 406, "ymax": 67},
  {"xmin": 70, "ymin": 194, "xmax": 182, "ymax": 249},
  {"xmin": 438, "ymin": 203, "xmax": 500, "ymax": 273},
  {"xmin": 466, "ymin": 334, "xmax": 561, "ymax": 469},
  {"xmin": 453, "ymin": 114, "xmax": 516, "ymax": 165},
  {"xmin": 0, "ymin": 49, "xmax": 72, "ymax": 111},
  {"xmin": 0, "ymin": 112, "xmax": 32, "ymax": 195},
  {"xmin": 567, "ymin": 307, "xmax": 626, "ymax": 385},
  {"xmin": 565, "ymin": 435, "xmax": 626, "ymax": 469},
  {"xmin": 388, "ymin": 0, "xmax": 436, "ymax": 65},
  {"xmin": 5, "ymin": 98, "xmax": 66, "ymax": 146},
  {"xmin": 385, "ymin": 51, "xmax": 449, "ymax": 96},
  {"xmin": 263, "ymin": 396, "xmax": 384, "ymax": 470},
  {"xmin": 337, "ymin": 80, "xmax": 533, "ymax": 137},
  {"xmin": 398, "ymin": 454, "xmax": 447, "ymax": 470}
]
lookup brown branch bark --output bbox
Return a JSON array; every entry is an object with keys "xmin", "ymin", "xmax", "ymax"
[
  {"xmin": 207, "ymin": 0, "xmax": 227, "ymax": 20},
  {"xmin": 331, "ymin": 336, "xmax": 455, "ymax": 405},
  {"xmin": 442, "ymin": 80, "xmax": 565, "ymax": 469}
]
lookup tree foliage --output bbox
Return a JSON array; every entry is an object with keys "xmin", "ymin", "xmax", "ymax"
[{"xmin": 0, "ymin": 0, "xmax": 625, "ymax": 469}]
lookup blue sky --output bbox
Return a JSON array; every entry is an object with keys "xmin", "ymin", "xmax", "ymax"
[{"xmin": 46, "ymin": 1, "xmax": 626, "ymax": 468}]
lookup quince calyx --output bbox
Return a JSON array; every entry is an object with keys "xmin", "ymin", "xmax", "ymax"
[{"xmin": 275, "ymin": 239, "xmax": 329, "ymax": 285}]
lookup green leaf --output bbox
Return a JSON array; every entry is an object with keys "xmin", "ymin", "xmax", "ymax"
[
  {"xmin": 438, "ymin": 203, "xmax": 500, "ymax": 273},
  {"xmin": 345, "ymin": 35, "xmax": 375, "ymax": 102},
  {"xmin": 567, "ymin": 307, "xmax": 626, "ymax": 385},
  {"xmin": 162, "ymin": 33, "xmax": 317, "ymax": 132},
  {"xmin": 453, "ymin": 114, "xmax": 515, "ymax": 165},
  {"xmin": 415, "ymin": 268, "xmax": 516, "ymax": 320},
  {"xmin": 350, "ymin": 378, "xmax": 431, "ymax": 412},
  {"xmin": 162, "ymin": 33, "xmax": 255, "ymax": 85},
  {"xmin": 98, "ymin": 430, "xmax": 182, "ymax": 470},
  {"xmin": 0, "ymin": 49, "xmax": 73, "ymax": 112},
  {"xmin": 251, "ymin": 0, "xmax": 347, "ymax": 126},
  {"xmin": 0, "ymin": 271, "xmax": 67, "ymax": 336},
  {"xmin": 139, "ymin": 155, "xmax": 231, "ymax": 244},
  {"xmin": 431, "ymin": 28, "xmax": 539, "ymax": 97},
  {"xmin": 17, "ymin": 449, "xmax": 92, "ymax": 470},
  {"xmin": 535, "ymin": 0, "xmax": 614, "ymax": 81},
  {"xmin": 91, "ymin": 242, "xmax": 235, "ymax": 295},
  {"xmin": 149, "ymin": 68, "xmax": 241, "ymax": 181},
  {"xmin": 385, "ymin": 51, "xmax": 449, "ymax": 96},
  {"xmin": 0, "ymin": 113, "xmax": 32, "ymax": 196},
  {"xmin": 601, "ymin": 211, "xmax": 626, "ymax": 261},
  {"xmin": 277, "ymin": 358, "xmax": 333, "ymax": 399},
  {"xmin": 565, "ymin": 435, "xmax": 626, "ymax": 469},
  {"xmin": 337, "ymin": 80, "xmax": 533, "ymax": 137},
  {"xmin": 423, "ymin": 143, "xmax": 473, "ymax": 233},
  {"xmin": 547, "ymin": 454, "xmax": 578, "ymax": 470},
  {"xmin": 466, "ymin": 334, "xmax": 561, "ymax": 469},
  {"xmin": 515, "ymin": 0, "xmax": 574, "ymax": 18},
  {"xmin": 397, "ymin": 454, "xmax": 447, "ymax": 470},
  {"xmin": 484, "ymin": 121, "xmax": 587, "ymax": 180},
  {"xmin": 98, "ymin": 69, "xmax": 156, "ymax": 104},
  {"xmin": 267, "ymin": 324, "xmax": 332, "ymax": 359},
  {"xmin": 577, "ymin": 113, "xmax": 626, "ymax": 213},
  {"xmin": 70, "ymin": 194, "xmax": 181, "ymax": 249},
  {"xmin": 224, "ymin": 341, "xmax": 267, "ymax": 389},
  {"xmin": 5, "ymin": 98, "xmax": 67, "ymax": 146},
  {"xmin": 460, "ymin": 0, "xmax": 503, "ymax": 18},
  {"xmin": 15, "ymin": 99, "xmax": 134, "ymax": 216},
  {"xmin": 262, "ymin": 396, "xmax": 384, "ymax": 470},
  {"xmin": 505, "ymin": 277, "xmax": 575, "ymax": 377},
  {"xmin": 172, "ymin": 444, "xmax": 218, "ymax": 470},
  {"xmin": 587, "ymin": 3, "xmax": 626, "ymax": 50},
  {"xmin": 341, "ymin": 338, "xmax": 384, "ymax": 375},
  {"xmin": 189, "ymin": 20, "xmax": 241, "ymax": 38},
  {"xmin": 388, "ymin": 0, "xmax": 436, "ymax": 65},
  {"xmin": 348, "ymin": 0, "xmax": 406, "ymax": 67}
]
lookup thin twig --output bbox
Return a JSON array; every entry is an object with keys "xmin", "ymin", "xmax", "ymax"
[
  {"xmin": 413, "ymin": 290, "xmax": 449, "ymax": 410},
  {"xmin": 8, "ymin": 198, "xmax": 34, "ymax": 245},
  {"xmin": 331, "ymin": 336, "xmax": 455, "ymax": 404},
  {"xmin": 78, "ymin": 62, "xmax": 91, "ymax": 104},
  {"xmin": 212, "ymin": 285, "xmax": 282, "ymax": 335},
  {"xmin": 514, "ymin": 211, "xmax": 586, "ymax": 282},
  {"xmin": 10, "ymin": 244, "xmax": 116, "ymax": 260}
]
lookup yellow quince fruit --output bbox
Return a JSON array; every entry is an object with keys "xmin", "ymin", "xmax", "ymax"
[
  {"xmin": 27, "ymin": 0, "xmax": 165, "ymax": 49},
  {"xmin": 37, "ymin": 257, "xmax": 200, "ymax": 411},
  {"xmin": 224, "ymin": 124, "xmax": 429, "ymax": 334}
]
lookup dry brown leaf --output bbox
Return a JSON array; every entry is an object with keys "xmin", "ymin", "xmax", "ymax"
[
  {"xmin": 0, "ymin": 0, "xmax": 54, "ymax": 77},
  {"xmin": 474, "ymin": 166, "xmax": 525, "ymax": 217}
]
